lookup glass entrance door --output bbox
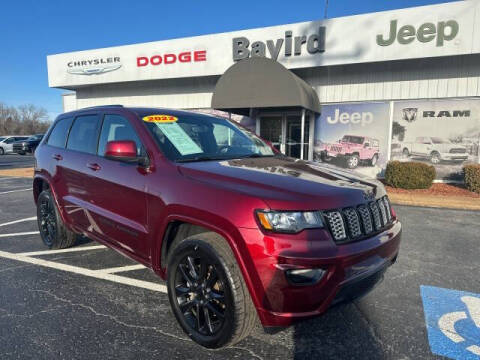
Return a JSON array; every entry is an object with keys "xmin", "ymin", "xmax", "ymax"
[
  {"xmin": 259, "ymin": 115, "xmax": 283, "ymax": 152},
  {"xmin": 259, "ymin": 113, "xmax": 310, "ymax": 159}
]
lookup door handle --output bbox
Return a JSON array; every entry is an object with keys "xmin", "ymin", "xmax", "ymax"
[
  {"xmin": 87, "ymin": 163, "xmax": 101, "ymax": 171},
  {"xmin": 52, "ymin": 154, "xmax": 63, "ymax": 161}
]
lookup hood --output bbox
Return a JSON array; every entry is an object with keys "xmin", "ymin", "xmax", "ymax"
[{"xmin": 177, "ymin": 156, "xmax": 385, "ymax": 210}]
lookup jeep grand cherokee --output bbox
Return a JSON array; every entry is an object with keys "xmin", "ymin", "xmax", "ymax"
[{"xmin": 33, "ymin": 106, "xmax": 401, "ymax": 348}]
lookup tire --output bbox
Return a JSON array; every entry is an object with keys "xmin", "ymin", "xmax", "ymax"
[
  {"xmin": 369, "ymin": 154, "xmax": 378, "ymax": 166},
  {"xmin": 346, "ymin": 154, "xmax": 360, "ymax": 169},
  {"xmin": 0, "ymin": 147, "xmax": 4, "ymax": 155},
  {"xmin": 18, "ymin": 151, "xmax": 25, "ymax": 155},
  {"xmin": 167, "ymin": 232, "xmax": 256, "ymax": 349},
  {"xmin": 430, "ymin": 151, "xmax": 441, "ymax": 164},
  {"xmin": 402, "ymin": 148, "xmax": 410, "ymax": 157},
  {"xmin": 37, "ymin": 190, "xmax": 76, "ymax": 249},
  {"xmin": 320, "ymin": 151, "xmax": 331, "ymax": 162}
]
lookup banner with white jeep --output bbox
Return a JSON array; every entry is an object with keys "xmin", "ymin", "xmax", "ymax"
[
  {"xmin": 313, "ymin": 102, "xmax": 391, "ymax": 178},
  {"xmin": 391, "ymin": 99, "xmax": 480, "ymax": 180}
]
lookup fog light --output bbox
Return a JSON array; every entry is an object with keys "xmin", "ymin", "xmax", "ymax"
[{"xmin": 285, "ymin": 268, "xmax": 326, "ymax": 286}]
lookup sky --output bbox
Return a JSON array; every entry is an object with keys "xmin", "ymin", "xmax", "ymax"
[{"xmin": 0, "ymin": 0, "xmax": 457, "ymax": 120}]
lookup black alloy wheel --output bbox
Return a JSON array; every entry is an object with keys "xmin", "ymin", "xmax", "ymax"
[
  {"xmin": 174, "ymin": 252, "xmax": 228, "ymax": 337},
  {"xmin": 38, "ymin": 193, "xmax": 57, "ymax": 247}
]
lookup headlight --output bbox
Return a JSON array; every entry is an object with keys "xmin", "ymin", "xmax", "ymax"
[{"xmin": 256, "ymin": 210, "xmax": 324, "ymax": 233}]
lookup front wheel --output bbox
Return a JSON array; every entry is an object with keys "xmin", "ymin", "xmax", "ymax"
[
  {"xmin": 167, "ymin": 233, "xmax": 256, "ymax": 348},
  {"xmin": 37, "ymin": 190, "xmax": 77, "ymax": 249},
  {"xmin": 346, "ymin": 154, "xmax": 360, "ymax": 169},
  {"xmin": 0, "ymin": 147, "xmax": 4, "ymax": 155}
]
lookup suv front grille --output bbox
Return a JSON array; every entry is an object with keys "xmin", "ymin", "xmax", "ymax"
[{"xmin": 324, "ymin": 196, "xmax": 394, "ymax": 243}]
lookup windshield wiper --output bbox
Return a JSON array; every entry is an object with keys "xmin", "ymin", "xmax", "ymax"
[
  {"xmin": 175, "ymin": 156, "xmax": 229, "ymax": 163},
  {"xmin": 236, "ymin": 153, "xmax": 275, "ymax": 159}
]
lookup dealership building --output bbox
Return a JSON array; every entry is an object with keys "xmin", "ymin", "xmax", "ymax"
[{"xmin": 47, "ymin": 1, "xmax": 480, "ymax": 179}]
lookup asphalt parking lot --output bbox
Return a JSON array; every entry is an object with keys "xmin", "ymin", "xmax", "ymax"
[
  {"xmin": 0, "ymin": 153, "xmax": 35, "ymax": 169},
  {"xmin": 0, "ymin": 175, "xmax": 479, "ymax": 359}
]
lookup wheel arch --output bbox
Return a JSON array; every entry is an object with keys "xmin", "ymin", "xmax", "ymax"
[{"xmin": 154, "ymin": 214, "xmax": 263, "ymax": 313}]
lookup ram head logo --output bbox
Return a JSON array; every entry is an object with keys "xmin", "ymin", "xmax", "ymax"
[{"xmin": 402, "ymin": 108, "xmax": 418, "ymax": 123}]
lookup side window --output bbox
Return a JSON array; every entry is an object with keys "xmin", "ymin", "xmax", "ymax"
[
  {"xmin": 66, "ymin": 115, "xmax": 100, "ymax": 154},
  {"xmin": 47, "ymin": 117, "xmax": 73, "ymax": 148},
  {"xmin": 5, "ymin": 138, "xmax": 14, "ymax": 144},
  {"xmin": 98, "ymin": 114, "xmax": 142, "ymax": 156}
]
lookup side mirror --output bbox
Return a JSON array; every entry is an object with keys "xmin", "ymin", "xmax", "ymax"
[{"xmin": 105, "ymin": 140, "xmax": 139, "ymax": 163}]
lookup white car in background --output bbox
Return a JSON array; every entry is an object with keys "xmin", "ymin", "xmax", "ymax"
[{"xmin": 0, "ymin": 136, "xmax": 29, "ymax": 155}]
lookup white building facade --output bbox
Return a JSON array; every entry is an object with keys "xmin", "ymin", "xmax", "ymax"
[{"xmin": 48, "ymin": 1, "xmax": 480, "ymax": 180}]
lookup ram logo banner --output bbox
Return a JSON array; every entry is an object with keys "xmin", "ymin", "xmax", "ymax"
[
  {"xmin": 391, "ymin": 99, "xmax": 480, "ymax": 181},
  {"xmin": 402, "ymin": 108, "xmax": 418, "ymax": 123},
  {"xmin": 67, "ymin": 57, "xmax": 122, "ymax": 75}
]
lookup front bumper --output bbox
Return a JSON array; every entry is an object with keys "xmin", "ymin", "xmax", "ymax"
[
  {"xmin": 238, "ymin": 220, "xmax": 402, "ymax": 327},
  {"xmin": 440, "ymin": 153, "xmax": 468, "ymax": 161}
]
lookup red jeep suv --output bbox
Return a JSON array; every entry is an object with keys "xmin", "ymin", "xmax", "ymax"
[{"xmin": 34, "ymin": 106, "xmax": 401, "ymax": 348}]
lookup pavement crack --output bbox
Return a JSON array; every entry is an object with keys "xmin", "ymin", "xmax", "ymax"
[
  {"xmin": 30, "ymin": 289, "xmax": 189, "ymax": 342},
  {"xmin": 230, "ymin": 346, "xmax": 264, "ymax": 360},
  {"xmin": 30, "ymin": 289, "xmax": 265, "ymax": 359}
]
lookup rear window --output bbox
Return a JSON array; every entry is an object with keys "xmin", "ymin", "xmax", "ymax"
[
  {"xmin": 47, "ymin": 117, "xmax": 73, "ymax": 148},
  {"xmin": 67, "ymin": 115, "xmax": 100, "ymax": 154}
]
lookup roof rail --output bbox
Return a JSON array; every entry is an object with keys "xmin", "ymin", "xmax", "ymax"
[{"xmin": 80, "ymin": 105, "xmax": 124, "ymax": 110}]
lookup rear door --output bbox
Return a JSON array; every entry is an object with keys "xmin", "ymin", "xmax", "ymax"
[
  {"xmin": 62, "ymin": 113, "xmax": 102, "ymax": 232},
  {"xmin": 84, "ymin": 112, "xmax": 149, "ymax": 260}
]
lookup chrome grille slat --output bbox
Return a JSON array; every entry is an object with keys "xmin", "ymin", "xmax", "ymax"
[
  {"xmin": 383, "ymin": 197, "xmax": 392, "ymax": 222},
  {"xmin": 369, "ymin": 201, "xmax": 382, "ymax": 231},
  {"xmin": 357, "ymin": 205, "xmax": 373, "ymax": 234},
  {"xmin": 377, "ymin": 199, "xmax": 388, "ymax": 226},
  {"xmin": 324, "ymin": 211, "xmax": 347, "ymax": 241},
  {"xmin": 343, "ymin": 208, "xmax": 362, "ymax": 238}
]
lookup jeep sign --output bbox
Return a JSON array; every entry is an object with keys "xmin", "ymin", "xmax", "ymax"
[
  {"xmin": 326, "ymin": 109, "xmax": 373, "ymax": 127},
  {"xmin": 377, "ymin": 19, "xmax": 459, "ymax": 47}
]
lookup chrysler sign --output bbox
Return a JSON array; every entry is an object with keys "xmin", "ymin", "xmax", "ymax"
[{"xmin": 67, "ymin": 57, "xmax": 122, "ymax": 75}]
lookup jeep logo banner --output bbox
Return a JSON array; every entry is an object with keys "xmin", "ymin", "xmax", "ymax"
[
  {"xmin": 314, "ymin": 102, "xmax": 391, "ymax": 178},
  {"xmin": 391, "ymin": 99, "xmax": 480, "ymax": 181}
]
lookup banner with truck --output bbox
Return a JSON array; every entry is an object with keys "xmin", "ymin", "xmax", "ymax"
[{"xmin": 390, "ymin": 99, "xmax": 480, "ymax": 181}]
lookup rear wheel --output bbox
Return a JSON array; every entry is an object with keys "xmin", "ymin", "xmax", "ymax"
[
  {"xmin": 167, "ymin": 233, "xmax": 256, "ymax": 348},
  {"xmin": 402, "ymin": 148, "xmax": 410, "ymax": 157},
  {"xmin": 37, "ymin": 190, "xmax": 76, "ymax": 249},
  {"xmin": 430, "ymin": 151, "xmax": 441, "ymax": 164}
]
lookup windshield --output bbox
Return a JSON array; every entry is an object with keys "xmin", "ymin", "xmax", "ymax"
[
  {"xmin": 27, "ymin": 135, "xmax": 42, "ymax": 141},
  {"xmin": 139, "ymin": 112, "xmax": 275, "ymax": 162},
  {"xmin": 341, "ymin": 135, "xmax": 364, "ymax": 144},
  {"xmin": 431, "ymin": 137, "xmax": 450, "ymax": 144}
]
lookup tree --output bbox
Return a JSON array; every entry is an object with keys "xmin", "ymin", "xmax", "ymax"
[
  {"xmin": 0, "ymin": 102, "xmax": 51, "ymax": 135},
  {"xmin": 392, "ymin": 121, "xmax": 406, "ymax": 142}
]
